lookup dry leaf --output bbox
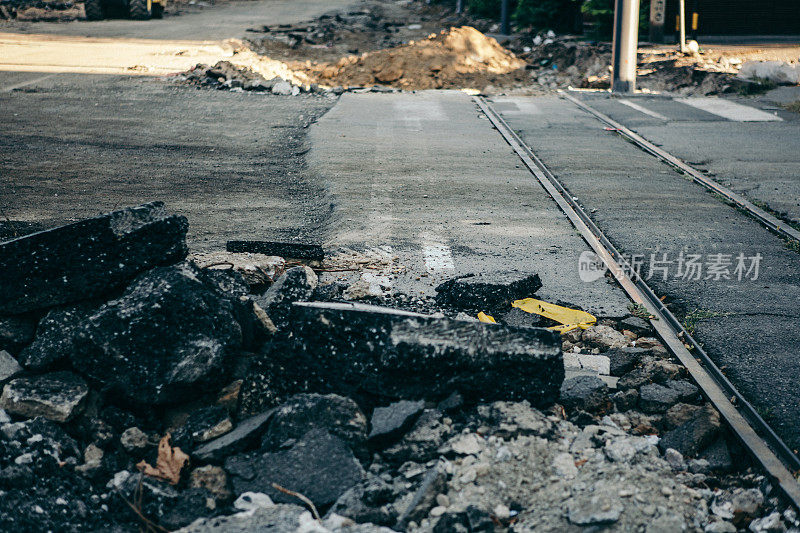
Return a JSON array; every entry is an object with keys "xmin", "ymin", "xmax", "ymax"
[{"xmin": 136, "ymin": 433, "xmax": 189, "ymax": 485}]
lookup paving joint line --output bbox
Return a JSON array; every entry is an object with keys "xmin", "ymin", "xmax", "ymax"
[{"xmin": 474, "ymin": 94, "xmax": 800, "ymax": 510}]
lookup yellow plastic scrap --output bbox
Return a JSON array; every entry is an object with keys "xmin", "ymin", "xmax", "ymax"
[
  {"xmin": 512, "ymin": 298, "xmax": 596, "ymax": 333},
  {"xmin": 477, "ymin": 312, "xmax": 497, "ymax": 323}
]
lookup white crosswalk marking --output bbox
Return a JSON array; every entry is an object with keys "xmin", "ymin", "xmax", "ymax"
[
  {"xmin": 618, "ymin": 99, "xmax": 669, "ymax": 120},
  {"xmin": 675, "ymin": 97, "xmax": 783, "ymax": 122}
]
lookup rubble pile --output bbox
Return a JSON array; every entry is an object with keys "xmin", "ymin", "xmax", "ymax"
[
  {"xmin": 179, "ymin": 61, "xmax": 314, "ymax": 95},
  {"xmin": 1, "ymin": 204, "xmax": 797, "ymax": 532},
  {"xmin": 296, "ymin": 26, "xmax": 526, "ymax": 91}
]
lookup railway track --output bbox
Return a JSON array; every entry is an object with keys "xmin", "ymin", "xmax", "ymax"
[{"xmin": 475, "ymin": 94, "xmax": 800, "ymax": 509}]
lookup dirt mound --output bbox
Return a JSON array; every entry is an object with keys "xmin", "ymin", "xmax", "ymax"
[{"xmin": 300, "ymin": 26, "xmax": 527, "ymax": 90}]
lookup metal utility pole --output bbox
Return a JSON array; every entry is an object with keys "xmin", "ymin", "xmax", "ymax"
[
  {"xmin": 648, "ymin": 0, "xmax": 666, "ymax": 43},
  {"xmin": 678, "ymin": 0, "xmax": 687, "ymax": 52},
  {"xmin": 611, "ymin": 0, "xmax": 640, "ymax": 93},
  {"xmin": 500, "ymin": 0, "xmax": 510, "ymax": 34},
  {"xmin": 455, "ymin": 0, "xmax": 463, "ymax": 15}
]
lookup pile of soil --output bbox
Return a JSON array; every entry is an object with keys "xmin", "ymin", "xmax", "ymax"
[{"xmin": 287, "ymin": 26, "xmax": 527, "ymax": 91}]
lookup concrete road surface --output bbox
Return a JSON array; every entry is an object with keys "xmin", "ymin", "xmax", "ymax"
[{"xmin": 493, "ymin": 93, "xmax": 800, "ymax": 450}]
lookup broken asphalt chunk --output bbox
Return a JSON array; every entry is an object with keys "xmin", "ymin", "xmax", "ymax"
[
  {"xmin": 243, "ymin": 301, "xmax": 563, "ymax": 412},
  {"xmin": 0, "ymin": 202, "xmax": 188, "ymax": 315},
  {"xmin": 226, "ymin": 240, "xmax": 324, "ymax": 262},
  {"xmin": 0, "ymin": 371, "xmax": 88, "ymax": 423},
  {"xmin": 435, "ymin": 272, "xmax": 542, "ymax": 312},
  {"xmin": 226, "ymin": 428, "xmax": 365, "ymax": 508},
  {"xmin": 69, "ymin": 262, "xmax": 244, "ymax": 406}
]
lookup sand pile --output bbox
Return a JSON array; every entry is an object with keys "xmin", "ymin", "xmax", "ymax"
[{"xmin": 299, "ymin": 26, "xmax": 526, "ymax": 90}]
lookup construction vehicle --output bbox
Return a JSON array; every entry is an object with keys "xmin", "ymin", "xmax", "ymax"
[{"xmin": 84, "ymin": 0, "xmax": 165, "ymax": 20}]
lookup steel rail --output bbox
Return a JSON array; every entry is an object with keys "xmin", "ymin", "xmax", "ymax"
[
  {"xmin": 558, "ymin": 90, "xmax": 800, "ymax": 244},
  {"xmin": 474, "ymin": 95, "xmax": 800, "ymax": 509}
]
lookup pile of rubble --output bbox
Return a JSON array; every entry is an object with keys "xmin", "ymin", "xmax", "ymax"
[
  {"xmin": 180, "ymin": 61, "xmax": 313, "ymax": 95},
  {"xmin": 0, "ymin": 203, "xmax": 797, "ymax": 532},
  {"xmin": 299, "ymin": 26, "xmax": 526, "ymax": 92}
]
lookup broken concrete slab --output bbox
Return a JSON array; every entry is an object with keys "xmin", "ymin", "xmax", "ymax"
[
  {"xmin": 70, "ymin": 262, "xmax": 244, "ymax": 406},
  {"xmin": 226, "ymin": 429, "xmax": 365, "ymax": 508},
  {"xmin": 242, "ymin": 302, "xmax": 563, "ymax": 413},
  {"xmin": 0, "ymin": 202, "xmax": 188, "ymax": 315},
  {"xmin": 435, "ymin": 272, "xmax": 542, "ymax": 312},
  {"xmin": 226, "ymin": 240, "xmax": 324, "ymax": 262},
  {"xmin": 0, "ymin": 371, "xmax": 88, "ymax": 422}
]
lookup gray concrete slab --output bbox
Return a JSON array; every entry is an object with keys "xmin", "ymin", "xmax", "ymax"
[
  {"xmin": 308, "ymin": 90, "xmax": 631, "ymax": 317},
  {"xmin": 494, "ymin": 94, "xmax": 800, "ymax": 449},
  {"xmin": 576, "ymin": 93, "xmax": 800, "ymax": 223}
]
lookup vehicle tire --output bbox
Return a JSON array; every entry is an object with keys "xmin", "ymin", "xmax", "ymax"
[
  {"xmin": 127, "ymin": 0, "xmax": 150, "ymax": 20},
  {"xmin": 150, "ymin": 3, "xmax": 163, "ymax": 18},
  {"xmin": 84, "ymin": 0, "xmax": 105, "ymax": 20}
]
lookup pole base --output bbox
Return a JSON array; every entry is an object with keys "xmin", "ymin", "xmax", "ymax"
[{"xmin": 612, "ymin": 79, "xmax": 636, "ymax": 93}]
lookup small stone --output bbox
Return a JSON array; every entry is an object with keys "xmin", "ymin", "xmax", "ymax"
[
  {"xmin": 560, "ymin": 375, "xmax": 610, "ymax": 412},
  {"xmin": 619, "ymin": 316, "xmax": 652, "ymax": 336},
  {"xmin": 382, "ymin": 410, "xmax": 450, "ymax": 465},
  {"xmin": 604, "ymin": 437, "xmax": 637, "ymax": 462},
  {"xmin": 705, "ymin": 520, "xmax": 737, "ymax": 532},
  {"xmin": 271, "ymin": 80, "xmax": 294, "ymax": 95},
  {"xmin": 120, "ymin": 427, "xmax": 150, "ymax": 454},
  {"xmin": 436, "ymin": 494, "xmax": 450, "ymax": 507},
  {"xmin": 190, "ymin": 465, "xmax": 232, "ymax": 503},
  {"xmin": 748, "ymin": 512, "xmax": 783, "ymax": 532},
  {"xmin": 552, "ymin": 452, "xmax": 578, "ymax": 478},
  {"xmin": 582, "ymin": 325, "xmax": 628, "ymax": 350},
  {"xmin": 233, "ymin": 492, "xmax": 274, "ymax": 512},
  {"xmin": 368, "ymin": 399, "xmax": 425, "ymax": 445},
  {"xmin": 186, "ymin": 406, "xmax": 234, "ymax": 444},
  {"xmin": 75, "ymin": 444, "xmax": 104, "ymax": 475},
  {"xmin": 0, "ymin": 350, "xmax": 22, "ymax": 383},
  {"xmin": 568, "ymin": 494, "xmax": 623, "ymax": 525},
  {"xmin": 0, "ymin": 371, "xmax": 88, "ymax": 422},
  {"xmin": 606, "ymin": 347, "xmax": 647, "ymax": 377},
  {"xmin": 666, "ymin": 403, "xmax": 702, "ymax": 429},
  {"xmin": 700, "ymin": 437, "xmax": 732, "ymax": 472},
  {"xmin": 450, "ymin": 433, "xmax": 483, "ymax": 455},
  {"xmin": 639, "ymin": 383, "xmax": 682, "ymax": 413},
  {"xmin": 659, "ymin": 404, "xmax": 721, "ymax": 457},
  {"xmin": 664, "ymin": 448, "xmax": 685, "ymax": 470},
  {"xmin": 253, "ymin": 266, "xmax": 318, "ymax": 330},
  {"xmin": 430, "ymin": 506, "xmax": 446, "ymax": 517},
  {"xmin": 493, "ymin": 504, "xmax": 511, "ymax": 520},
  {"xmin": 193, "ymin": 409, "xmax": 274, "ymax": 463},
  {"xmin": 612, "ymin": 389, "xmax": 639, "ymax": 411},
  {"xmin": 661, "ymin": 486, "xmax": 673, "ymax": 496}
]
